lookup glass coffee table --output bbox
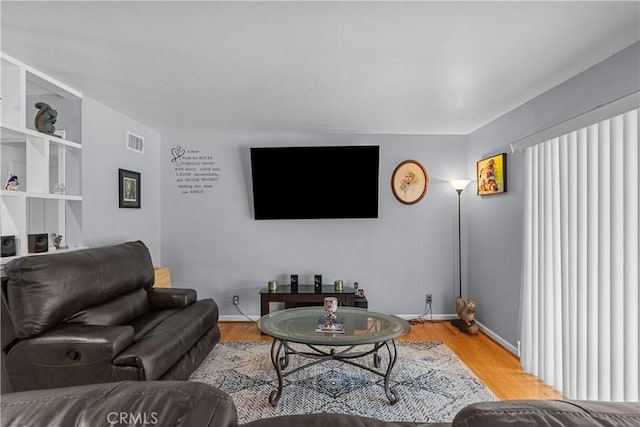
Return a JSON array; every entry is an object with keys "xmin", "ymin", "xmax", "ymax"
[{"xmin": 257, "ymin": 306, "xmax": 410, "ymax": 407}]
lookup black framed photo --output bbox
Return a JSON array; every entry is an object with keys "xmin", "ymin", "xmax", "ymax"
[{"xmin": 118, "ymin": 169, "xmax": 141, "ymax": 208}]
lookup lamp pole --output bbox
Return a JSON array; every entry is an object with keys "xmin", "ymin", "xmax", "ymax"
[
  {"xmin": 456, "ymin": 188, "xmax": 463, "ymax": 298},
  {"xmin": 449, "ymin": 180, "xmax": 470, "ymax": 299}
]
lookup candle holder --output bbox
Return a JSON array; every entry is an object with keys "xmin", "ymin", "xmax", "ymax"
[{"xmin": 324, "ymin": 296, "xmax": 338, "ymax": 319}]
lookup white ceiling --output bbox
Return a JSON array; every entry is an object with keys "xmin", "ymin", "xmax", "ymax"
[{"xmin": 2, "ymin": 1, "xmax": 639, "ymax": 135}]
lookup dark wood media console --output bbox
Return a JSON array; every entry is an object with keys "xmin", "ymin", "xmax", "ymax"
[{"xmin": 259, "ymin": 285, "xmax": 367, "ymax": 317}]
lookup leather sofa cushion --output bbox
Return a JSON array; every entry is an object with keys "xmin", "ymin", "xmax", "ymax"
[
  {"xmin": 451, "ymin": 399, "xmax": 640, "ymax": 426},
  {"xmin": 0, "ymin": 381, "xmax": 237, "ymax": 427},
  {"xmin": 5, "ymin": 241, "xmax": 154, "ymax": 338},
  {"xmin": 67, "ymin": 289, "xmax": 149, "ymax": 326},
  {"xmin": 113, "ymin": 299, "xmax": 218, "ymax": 380},
  {"xmin": 129, "ymin": 309, "xmax": 180, "ymax": 341},
  {"xmin": 1, "ymin": 292, "xmax": 16, "ymax": 351},
  {"xmin": 159, "ymin": 327, "xmax": 221, "ymax": 381}
]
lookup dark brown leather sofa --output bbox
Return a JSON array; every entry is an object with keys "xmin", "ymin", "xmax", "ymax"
[
  {"xmin": 1, "ymin": 380, "xmax": 638, "ymax": 427},
  {"xmin": 1, "ymin": 240, "xmax": 220, "ymax": 392}
]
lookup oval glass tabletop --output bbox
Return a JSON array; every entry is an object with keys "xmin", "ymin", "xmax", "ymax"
[{"xmin": 257, "ymin": 306, "xmax": 410, "ymax": 346}]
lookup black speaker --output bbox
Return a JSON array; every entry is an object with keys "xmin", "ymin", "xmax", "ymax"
[
  {"xmin": 314, "ymin": 274, "xmax": 322, "ymax": 293},
  {"xmin": 1, "ymin": 235, "xmax": 16, "ymax": 257},
  {"xmin": 28, "ymin": 233, "xmax": 48, "ymax": 253},
  {"xmin": 290, "ymin": 274, "xmax": 298, "ymax": 293}
]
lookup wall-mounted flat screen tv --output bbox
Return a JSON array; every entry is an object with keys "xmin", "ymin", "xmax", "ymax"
[{"xmin": 250, "ymin": 145, "xmax": 379, "ymax": 220}]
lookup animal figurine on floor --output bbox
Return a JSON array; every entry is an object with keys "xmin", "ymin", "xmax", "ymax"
[
  {"xmin": 452, "ymin": 297, "xmax": 479, "ymax": 335},
  {"xmin": 456, "ymin": 297, "xmax": 476, "ymax": 325},
  {"xmin": 34, "ymin": 102, "xmax": 58, "ymax": 135}
]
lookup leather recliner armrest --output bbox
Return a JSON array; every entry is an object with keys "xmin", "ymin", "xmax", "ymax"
[
  {"xmin": 451, "ymin": 399, "xmax": 640, "ymax": 427},
  {"xmin": 7, "ymin": 323, "xmax": 134, "ymax": 360},
  {"xmin": 0, "ymin": 380, "xmax": 237, "ymax": 427},
  {"xmin": 147, "ymin": 287, "xmax": 197, "ymax": 310},
  {"xmin": 4, "ymin": 324, "xmax": 135, "ymax": 391}
]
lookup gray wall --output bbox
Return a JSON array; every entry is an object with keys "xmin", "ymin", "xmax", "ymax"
[
  {"xmin": 82, "ymin": 97, "xmax": 162, "ymax": 263},
  {"xmin": 76, "ymin": 41, "xmax": 638, "ymax": 351},
  {"xmin": 160, "ymin": 133, "xmax": 467, "ymax": 317},
  {"xmin": 466, "ymin": 42, "xmax": 640, "ymax": 350}
]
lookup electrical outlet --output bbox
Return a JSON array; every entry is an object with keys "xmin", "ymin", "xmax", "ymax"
[
  {"xmin": 232, "ymin": 295, "xmax": 239, "ymax": 305},
  {"xmin": 425, "ymin": 293, "xmax": 432, "ymax": 304}
]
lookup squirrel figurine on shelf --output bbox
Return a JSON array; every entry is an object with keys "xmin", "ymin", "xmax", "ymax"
[{"xmin": 34, "ymin": 102, "xmax": 58, "ymax": 135}]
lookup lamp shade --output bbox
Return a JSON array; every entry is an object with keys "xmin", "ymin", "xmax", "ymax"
[{"xmin": 449, "ymin": 179, "xmax": 470, "ymax": 191}]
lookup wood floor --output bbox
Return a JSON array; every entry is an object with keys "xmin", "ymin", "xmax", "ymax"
[{"xmin": 218, "ymin": 320, "xmax": 564, "ymax": 401}]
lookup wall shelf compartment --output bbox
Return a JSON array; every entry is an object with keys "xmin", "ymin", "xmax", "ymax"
[{"xmin": 1, "ymin": 53, "xmax": 83, "ymax": 265}]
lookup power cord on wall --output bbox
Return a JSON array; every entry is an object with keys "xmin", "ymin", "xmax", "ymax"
[
  {"xmin": 409, "ymin": 300, "xmax": 436, "ymax": 325},
  {"xmin": 234, "ymin": 302, "xmax": 257, "ymax": 323}
]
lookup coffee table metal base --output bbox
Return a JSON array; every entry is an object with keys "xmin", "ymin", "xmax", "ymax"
[{"xmin": 268, "ymin": 338, "xmax": 400, "ymax": 407}]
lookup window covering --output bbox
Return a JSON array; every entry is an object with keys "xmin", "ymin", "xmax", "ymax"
[{"xmin": 520, "ymin": 108, "xmax": 638, "ymax": 401}]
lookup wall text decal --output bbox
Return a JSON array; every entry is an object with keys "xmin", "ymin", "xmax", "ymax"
[{"xmin": 171, "ymin": 146, "xmax": 221, "ymax": 195}]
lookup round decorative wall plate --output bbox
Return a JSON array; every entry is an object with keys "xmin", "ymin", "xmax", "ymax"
[{"xmin": 391, "ymin": 160, "xmax": 429, "ymax": 204}]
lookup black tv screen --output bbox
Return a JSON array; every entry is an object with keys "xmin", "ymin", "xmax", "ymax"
[{"xmin": 250, "ymin": 145, "xmax": 379, "ymax": 220}]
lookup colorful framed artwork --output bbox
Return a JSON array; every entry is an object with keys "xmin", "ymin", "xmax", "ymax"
[
  {"xmin": 391, "ymin": 159, "xmax": 429, "ymax": 204},
  {"xmin": 476, "ymin": 153, "xmax": 507, "ymax": 195},
  {"xmin": 118, "ymin": 168, "xmax": 141, "ymax": 208}
]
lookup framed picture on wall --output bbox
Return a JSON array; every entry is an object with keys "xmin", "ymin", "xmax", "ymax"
[
  {"xmin": 391, "ymin": 159, "xmax": 429, "ymax": 204},
  {"xmin": 118, "ymin": 168, "xmax": 141, "ymax": 208},
  {"xmin": 476, "ymin": 153, "xmax": 507, "ymax": 195}
]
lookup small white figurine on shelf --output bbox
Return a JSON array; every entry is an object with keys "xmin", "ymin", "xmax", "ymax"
[
  {"xmin": 5, "ymin": 173, "xmax": 18, "ymax": 191},
  {"xmin": 53, "ymin": 183, "xmax": 66, "ymax": 194},
  {"xmin": 50, "ymin": 233, "xmax": 69, "ymax": 250}
]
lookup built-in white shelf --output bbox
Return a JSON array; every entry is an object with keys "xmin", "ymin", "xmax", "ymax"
[
  {"xmin": 2, "ymin": 123, "xmax": 82, "ymax": 148},
  {"xmin": 0, "ymin": 190, "xmax": 82, "ymax": 201},
  {"xmin": 1, "ymin": 52, "xmax": 83, "ymax": 261}
]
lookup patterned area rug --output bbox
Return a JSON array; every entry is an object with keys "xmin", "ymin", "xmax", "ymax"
[{"xmin": 189, "ymin": 341, "xmax": 497, "ymax": 424}]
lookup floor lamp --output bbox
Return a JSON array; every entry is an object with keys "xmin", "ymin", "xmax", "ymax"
[{"xmin": 450, "ymin": 180, "xmax": 470, "ymax": 298}]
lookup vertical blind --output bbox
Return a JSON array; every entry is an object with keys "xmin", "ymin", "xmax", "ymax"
[{"xmin": 520, "ymin": 108, "xmax": 639, "ymax": 401}]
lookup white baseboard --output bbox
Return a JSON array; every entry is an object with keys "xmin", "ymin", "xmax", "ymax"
[
  {"xmin": 219, "ymin": 313, "xmax": 519, "ymax": 357},
  {"xmin": 219, "ymin": 313, "xmax": 459, "ymax": 322},
  {"xmin": 475, "ymin": 320, "xmax": 518, "ymax": 356},
  {"xmin": 220, "ymin": 314, "xmax": 260, "ymax": 322},
  {"xmin": 396, "ymin": 314, "xmax": 458, "ymax": 321}
]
